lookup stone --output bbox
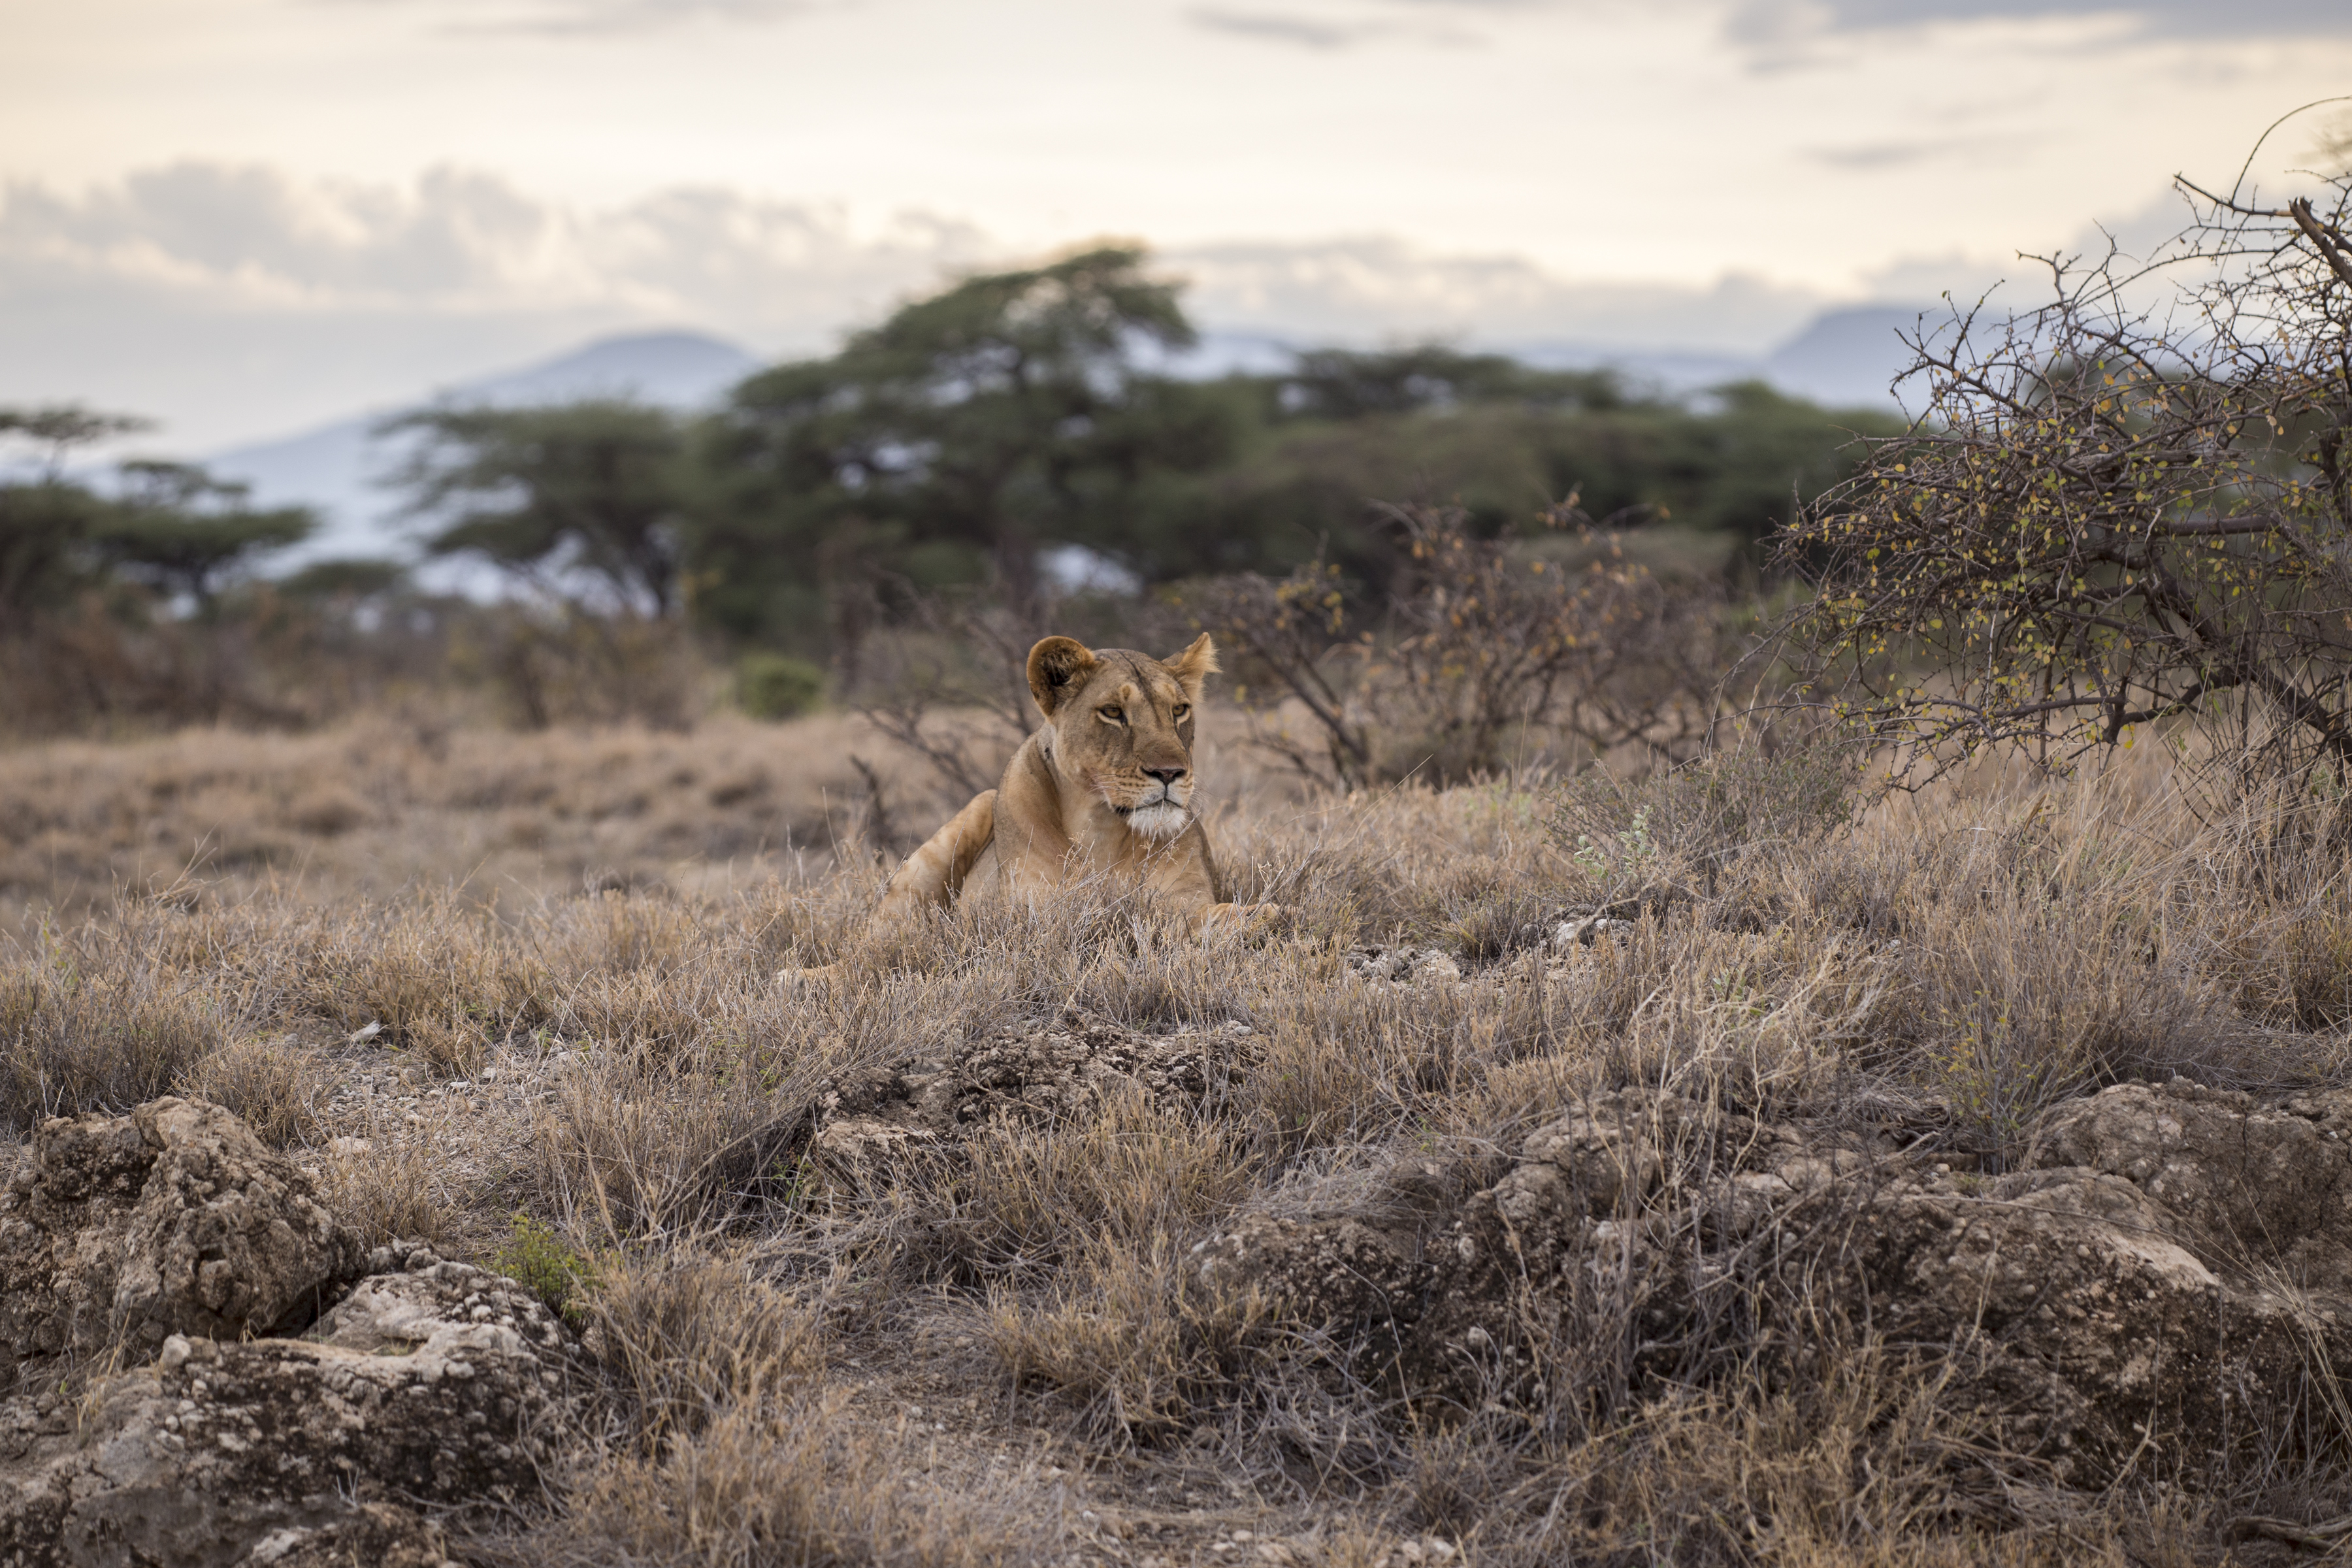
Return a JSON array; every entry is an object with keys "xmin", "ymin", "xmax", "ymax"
[
  {"xmin": 233, "ymin": 1503, "xmax": 457, "ymax": 1568},
  {"xmin": 1548, "ymin": 917, "xmax": 1633, "ymax": 950},
  {"xmin": 0, "ymin": 1098, "xmax": 361, "ymax": 1388},
  {"xmin": 1194, "ymin": 1079, "xmax": 2352, "ymax": 1488},
  {"xmin": 1344, "ymin": 947, "xmax": 1463, "ymax": 985},
  {"xmin": 816, "ymin": 1005, "xmax": 1252, "ymax": 1139},
  {"xmin": 0, "ymin": 1252, "xmax": 572, "ymax": 1567}
]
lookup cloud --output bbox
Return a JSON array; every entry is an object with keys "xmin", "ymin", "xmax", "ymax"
[
  {"xmin": 1734, "ymin": 0, "xmax": 2352, "ymax": 43},
  {"xmin": 1184, "ymin": 0, "xmax": 1489, "ymax": 48},
  {"xmin": 323, "ymin": 0, "xmax": 836, "ymax": 39},
  {"xmin": 0, "ymin": 164, "xmax": 987, "ymax": 445},
  {"xmin": 1186, "ymin": 8, "xmax": 1379, "ymax": 48},
  {"xmin": 0, "ymin": 163, "xmax": 987, "ymax": 327},
  {"xmin": 0, "ymin": 163, "xmax": 1840, "ymax": 446},
  {"xmin": 1166, "ymin": 235, "xmax": 1821, "ymax": 351}
]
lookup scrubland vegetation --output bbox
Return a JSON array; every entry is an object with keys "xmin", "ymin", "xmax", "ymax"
[
  {"xmin": 11, "ymin": 722, "xmax": 2352, "ymax": 1564},
  {"xmin": 16, "ymin": 157, "xmax": 2352, "ymax": 1565}
]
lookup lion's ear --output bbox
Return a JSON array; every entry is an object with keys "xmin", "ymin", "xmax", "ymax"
[
  {"xmin": 1162, "ymin": 632, "xmax": 1219, "ymax": 702},
  {"xmin": 1027, "ymin": 636, "xmax": 1100, "ymax": 717}
]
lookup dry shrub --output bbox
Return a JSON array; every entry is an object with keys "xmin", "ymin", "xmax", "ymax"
[
  {"xmin": 179, "ymin": 1034, "xmax": 329, "ymax": 1147},
  {"xmin": 521, "ymin": 1003, "xmax": 859, "ymax": 1241},
  {"xmin": 23, "ymin": 711, "xmax": 2352, "ymax": 1559},
  {"xmin": 514, "ymin": 957, "xmax": 943, "ymax": 1243},
  {"xmin": 580, "ymin": 1249, "xmax": 825, "ymax": 1444},
  {"xmin": 920, "ymin": 1086, "xmax": 1252, "ymax": 1281},
  {"xmin": 515, "ymin": 1250, "xmax": 1043, "ymax": 1567},
  {"xmin": 527, "ymin": 1058, "xmax": 792, "ymax": 1242},
  {"xmin": 0, "ymin": 941, "xmax": 227, "ymax": 1132},
  {"xmin": 290, "ymin": 896, "xmax": 552, "ymax": 1066},
  {"xmin": 0, "ymin": 708, "xmax": 930, "ymax": 927},
  {"xmin": 453, "ymin": 608, "xmax": 705, "ymax": 732},
  {"xmin": 1236, "ymin": 976, "xmax": 1502, "ymax": 1156},
  {"xmin": 1194, "ymin": 500, "xmax": 1733, "ymax": 787},
  {"xmin": 979, "ymin": 1239, "xmax": 1279, "ymax": 1446},
  {"xmin": 524, "ymin": 1403, "xmax": 1048, "ymax": 1568},
  {"xmin": 317, "ymin": 1136, "xmax": 465, "ymax": 1249},
  {"xmin": 1442, "ymin": 1346, "xmax": 2146, "ymax": 1567}
]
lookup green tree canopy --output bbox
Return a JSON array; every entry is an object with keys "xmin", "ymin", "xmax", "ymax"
[
  {"xmin": 3, "ymin": 410, "xmax": 310, "ymax": 624},
  {"xmin": 93, "ymin": 461, "xmax": 315, "ymax": 612},
  {"xmin": 703, "ymin": 244, "xmax": 1241, "ymax": 632},
  {"xmin": 1124, "ymin": 376, "xmax": 1902, "ymax": 592},
  {"xmin": 384, "ymin": 400, "xmax": 689, "ymax": 615},
  {"xmin": 1, "ymin": 404, "xmax": 153, "ymax": 621},
  {"xmin": 0, "ymin": 404, "xmax": 153, "ymax": 478},
  {"xmin": 1275, "ymin": 346, "xmax": 1627, "ymax": 420}
]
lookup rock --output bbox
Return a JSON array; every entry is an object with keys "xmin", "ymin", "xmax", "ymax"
[
  {"xmin": 802, "ymin": 1008, "xmax": 1256, "ymax": 1200},
  {"xmin": 1193, "ymin": 1212, "xmax": 1422, "ymax": 1330},
  {"xmin": 1548, "ymin": 917, "xmax": 1634, "ymax": 950},
  {"xmin": 816, "ymin": 1005, "xmax": 1252, "ymax": 1140},
  {"xmin": 1344, "ymin": 946, "xmax": 1462, "ymax": 985},
  {"xmin": 1196, "ymin": 1079, "xmax": 2352, "ymax": 1488},
  {"xmin": 2031, "ymin": 1080, "xmax": 2352, "ymax": 1288},
  {"xmin": 0, "ymin": 1098, "xmax": 361, "ymax": 1388},
  {"xmin": 0, "ymin": 1252, "xmax": 572, "ymax": 1567},
  {"xmin": 808, "ymin": 1117, "xmax": 942, "ymax": 1185},
  {"xmin": 234, "ymin": 1503, "xmax": 457, "ymax": 1568}
]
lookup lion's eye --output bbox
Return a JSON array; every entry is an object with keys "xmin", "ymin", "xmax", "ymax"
[
  {"xmin": 1172, "ymin": 704, "xmax": 1191, "ymax": 720},
  {"xmin": 1098, "ymin": 706, "xmax": 1126, "ymax": 723}
]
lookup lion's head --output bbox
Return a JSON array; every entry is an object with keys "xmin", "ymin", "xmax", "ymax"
[{"xmin": 1026, "ymin": 632, "xmax": 1218, "ymax": 841}]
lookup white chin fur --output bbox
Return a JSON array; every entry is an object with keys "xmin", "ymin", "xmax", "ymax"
[{"xmin": 1124, "ymin": 802, "xmax": 1190, "ymax": 841}]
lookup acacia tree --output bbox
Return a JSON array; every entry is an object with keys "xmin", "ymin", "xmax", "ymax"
[
  {"xmin": 708, "ymin": 245, "xmax": 1233, "ymax": 621},
  {"xmin": 1778, "ymin": 154, "xmax": 2352, "ymax": 782},
  {"xmin": 95, "ymin": 461, "xmax": 314, "ymax": 613},
  {"xmin": 0, "ymin": 405, "xmax": 150, "ymax": 623},
  {"xmin": 385, "ymin": 400, "xmax": 689, "ymax": 616},
  {"xmin": 1, "ymin": 411, "xmax": 313, "ymax": 622}
]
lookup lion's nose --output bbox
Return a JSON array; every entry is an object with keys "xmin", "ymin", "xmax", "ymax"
[{"xmin": 1143, "ymin": 766, "xmax": 1187, "ymax": 786}]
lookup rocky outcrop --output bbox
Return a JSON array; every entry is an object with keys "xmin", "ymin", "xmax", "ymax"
[
  {"xmin": 0, "ymin": 1100, "xmax": 576, "ymax": 1568},
  {"xmin": 1345, "ymin": 946, "xmax": 1463, "ymax": 985},
  {"xmin": 0, "ymin": 1098, "xmax": 361, "ymax": 1388},
  {"xmin": 233, "ymin": 1504, "xmax": 459, "ymax": 1568},
  {"xmin": 1196, "ymin": 1080, "xmax": 2352, "ymax": 1488},
  {"xmin": 1, "ymin": 1244, "xmax": 571, "ymax": 1567},
  {"xmin": 810, "ymin": 1005, "xmax": 1254, "ymax": 1181}
]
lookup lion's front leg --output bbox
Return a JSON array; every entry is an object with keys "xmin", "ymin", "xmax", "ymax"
[
  {"xmin": 779, "ymin": 789, "xmax": 999, "ymax": 986},
  {"xmin": 876, "ymin": 788, "xmax": 997, "ymax": 921}
]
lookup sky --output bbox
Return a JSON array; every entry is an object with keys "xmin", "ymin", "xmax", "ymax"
[{"xmin": 4, "ymin": 0, "xmax": 2351, "ymax": 449}]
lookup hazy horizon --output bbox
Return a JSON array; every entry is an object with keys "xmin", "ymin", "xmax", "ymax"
[{"xmin": 7, "ymin": 0, "xmax": 2352, "ymax": 449}]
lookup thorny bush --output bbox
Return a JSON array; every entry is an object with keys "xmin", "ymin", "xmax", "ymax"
[
  {"xmin": 1781, "ymin": 161, "xmax": 2352, "ymax": 791},
  {"xmin": 1189, "ymin": 500, "xmax": 1737, "ymax": 787}
]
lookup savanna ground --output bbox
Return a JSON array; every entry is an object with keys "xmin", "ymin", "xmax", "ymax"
[{"xmin": 9, "ymin": 705, "xmax": 2352, "ymax": 1566}]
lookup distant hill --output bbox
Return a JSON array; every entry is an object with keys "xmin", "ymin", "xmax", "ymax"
[
  {"xmin": 1509, "ymin": 305, "xmax": 1927, "ymax": 409},
  {"xmin": 207, "ymin": 331, "xmax": 760, "ymax": 570},
  {"xmin": 1762, "ymin": 305, "xmax": 1929, "ymax": 410}
]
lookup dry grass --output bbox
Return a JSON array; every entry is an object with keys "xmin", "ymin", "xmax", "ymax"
[
  {"xmin": 0, "ymin": 710, "xmax": 964, "ymax": 929},
  {"xmin": 7, "ymin": 706, "xmax": 2352, "ymax": 1563}
]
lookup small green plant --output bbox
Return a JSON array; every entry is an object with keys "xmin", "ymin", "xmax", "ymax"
[
  {"xmin": 736, "ymin": 652, "xmax": 826, "ymax": 721},
  {"xmin": 491, "ymin": 1212, "xmax": 598, "ymax": 1324},
  {"xmin": 1572, "ymin": 804, "xmax": 1656, "ymax": 879}
]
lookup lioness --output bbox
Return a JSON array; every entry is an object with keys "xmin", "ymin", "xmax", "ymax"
[{"xmin": 873, "ymin": 632, "xmax": 1273, "ymax": 934}]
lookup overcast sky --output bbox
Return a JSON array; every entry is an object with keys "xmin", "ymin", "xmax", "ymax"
[{"xmin": 5, "ymin": 0, "xmax": 2351, "ymax": 448}]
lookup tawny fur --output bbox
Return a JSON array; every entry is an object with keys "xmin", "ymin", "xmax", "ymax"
[{"xmin": 874, "ymin": 633, "xmax": 1275, "ymax": 935}]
